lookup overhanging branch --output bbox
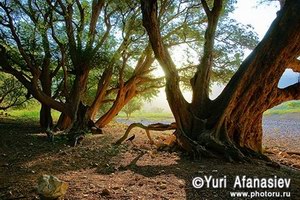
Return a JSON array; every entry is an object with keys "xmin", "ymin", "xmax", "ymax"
[
  {"xmin": 288, "ymin": 58, "xmax": 300, "ymax": 72},
  {"xmin": 268, "ymin": 82, "xmax": 300, "ymax": 109},
  {"xmin": 279, "ymin": 82, "xmax": 300, "ymax": 100}
]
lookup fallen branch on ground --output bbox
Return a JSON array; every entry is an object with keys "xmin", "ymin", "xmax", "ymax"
[{"xmin": 114, "ymin": 122, "xmax": 177, "ymax": 145}]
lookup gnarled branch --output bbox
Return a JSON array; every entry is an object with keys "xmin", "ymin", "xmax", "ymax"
[
  {"xmin": 267, "ymin": 82, "xmax": 300, "ymax": 110},
  {"xmin": 114, "ymin": 122, "xmax": 177, "ymax": 145},
  {"xmin": 288, "ymin": 58, "xmax": 300, "ymax": 72}
]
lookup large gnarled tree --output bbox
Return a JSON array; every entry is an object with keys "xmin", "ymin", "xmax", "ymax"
[
  {"xmin": 0, "ymin": 0, "xmax": 158, "ymax": 132},
  {"xmin": 141, "ymin": 0, "xmax": 300, "ymax": 160}
]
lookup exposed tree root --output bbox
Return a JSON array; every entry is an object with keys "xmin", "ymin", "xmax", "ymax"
[
  {"xmin": 197, "ymin": 138, "xmax": 271, "ymax": 163},
  {"xmin": 72, "ymin": 134, "xmax": 85, "ymax": 147},
  {"xmin": 45, "ymin": 119, "xmax": 102, "ymax": 146},
  {"xmin": 91, "ymin": 126, "xmax": 103, "ymax": 134},
  {"xmin": 66, "ymin": 130, "xmax": 86, "ymax": 147},
  {"xmin": 45, "ymin": 128, "xmax": 54, "ymax": 142},
  {"xmin": 114, "ymin": 123, "xmax": 271, "ymax": 162},
  {"xmin": 114, "ymin": 122, "xmax": 177, "ymax": 145},
  {"xmin": 174, "ymin": 130, "xmax": 217, "ymax": 160},
  {"xmin": 175, "ymin": 130, "xmax": 259, "ymax": 162},
  {"xmin": 44, "ymin": 127, "xmax": 87, "ymax": 147},
  {"xmin": 240, "ymin": 147, "xmax": 272, "ymax": 162},
  {"xmin": 286, "ymin": 151, "xmax": 300, "ymax": 156}
]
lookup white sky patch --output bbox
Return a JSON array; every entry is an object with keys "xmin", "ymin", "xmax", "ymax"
[
  {"xmin": 278, "ymin": 69, "xmax": 300, "ymax": 88},
  {"xmin": 152, "ymin": 44, "xmax": 199, "ymax": 78},
  {"xmin": 230, "ymin": 1, "xmax": 279, "ymax": 40}
]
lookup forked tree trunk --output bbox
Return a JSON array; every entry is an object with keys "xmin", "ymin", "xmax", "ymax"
[
  {"xmin": 86, "ymin": 67, "xmax": 113, "ymax": 121},
  {"xmin": 95, "ymin": 82, "xmax": 137, "ymax": 128},
  {"xmin": 55, "ymin": 68, "xmax": 90, "ymax": 131},
  {"xmin": 141, "ymin": 0, "xmax": 300, "ymax": 160},
  {"xmin": 40, "ymin": 104, "xmax": 53, "ymax": 129},
  {"xmin": 56, "ymin": 113, "xmax": 72, "ymax": 130},
  {"xmin": 94, "ymin": 48, "xmax": 154, "ymax": 128}
]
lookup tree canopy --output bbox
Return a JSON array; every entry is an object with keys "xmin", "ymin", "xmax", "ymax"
[{"xmin": 0, "ymin": 0, "xmax": 257, "ymax": 131}]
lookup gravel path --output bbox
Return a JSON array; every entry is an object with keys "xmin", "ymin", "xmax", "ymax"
[{"xmin": 263, "ymin": 113, "xmax": 300, "ymax": 152}]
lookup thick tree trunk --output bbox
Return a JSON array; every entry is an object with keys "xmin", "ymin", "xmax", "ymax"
[
  {"xmin": 55, "ymin": 68, "xmax": 90, "ymax": 131},
  {"xmin": 56, "ymin": 113, "xmax": 72, "ymax": 130},
  {"xmin": 40, "ymin": 104, "xmax": 53, "ymax": 129},
  {"xmin": 70, "ymin": 101, "xmax": 90, "ymax": 130},
  {"xmin": 215, "ymin": 0, "xmax": 300, "ymax": 153},
  {"xmin": 141, "ymin": 0, "xmax": 300, "ymax": 160}
]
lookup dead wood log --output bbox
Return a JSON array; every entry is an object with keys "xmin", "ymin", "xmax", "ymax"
[{"xmin": 114, "ymin": 122, "xmax": 177, "ymax": 145}]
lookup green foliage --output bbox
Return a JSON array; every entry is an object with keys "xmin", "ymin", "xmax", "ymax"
[
  {"xmin": 286, "ymin": 101, "xmax": 300, "ymax": 108},
  {"xmin": 0, "ymin": 73, "xmax": 28, "ymax": 110},
  {"xmin": 160, "ymin": 0, "xmax": 259, "ymax": 91},
  {"xmin": 212, "ymin": 17, "xmax": 259, "ymax": 84},
  {"xmin": 8, "ymin": 99, "xmax": 60, "ymax": 121},
  {"xmin": 0, "ymin": 0, "xmax": 263, "ymax": 124},
  {"xmin": 118, "ymin": 110, "xmax": 173, "ymax": 121},
  {"xmin": 264, "ymin": 101, "xmax": 300, "ymax": 115},
  {"xmin": 121, "ymin": 98, "xmax": 143, "ymax": 119}
]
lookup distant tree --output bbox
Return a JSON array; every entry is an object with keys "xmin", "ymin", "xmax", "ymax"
[
  {"xmin": 152, "ymin": 107, "xmax": 165, "ymax": 113},
  {"xmin": 122, "ymin": 98, "xmax": 143, "ymax": 119},
  {"xmin": 258, "ymin": 0, "xmax": 285, "ymax": 8},
  {"xmin": 0, "ymin": 74, "xmax": 28, "ymax": 110}
]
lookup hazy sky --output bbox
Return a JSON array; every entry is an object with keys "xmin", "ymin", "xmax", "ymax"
[
  {"xmin": 231, "ymin": 1, "xmax": 299, "ymax": 88},
  {"xmin": 231, "ymin": 0, "xmax": 278, "ymax": 40},
  {"xmin": 144, "ymin": 1, "xmax": 298, "ymax": 112}
]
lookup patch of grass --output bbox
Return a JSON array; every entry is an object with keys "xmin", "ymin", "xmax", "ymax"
[
  {"xmin": 264, "ymin": 108, "xmax": 300, "ymax": 115},
  {"xmin": 6, "ymin": 100, "xmax": 298, "ymax": 123},
  {"xmin": 9, "ymin": 109, "xmax": 39, "ymax": 119},
  {"xmin": 264, "ymin": 100, "xmax": 300, "ymax": 115},
  {"xmin": 118, "ymin": 111, "xmax": 174, "ymax": 120},
  {"xmin": 7, "ymin": 105, "xmax": 61, "ymax": 122}
]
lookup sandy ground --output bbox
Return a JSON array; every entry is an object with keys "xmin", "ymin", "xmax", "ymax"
[
  {"xmin": 0, "ymin": 113, "xmax": 299, "ymax": 200},
  {"xmin": 263, "ymin": 113, "xmax": 300, "ymax": 169}
]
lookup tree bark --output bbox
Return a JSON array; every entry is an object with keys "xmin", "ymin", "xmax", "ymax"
[
  {"xmin": 40, "ymin": 104, "xmax": 53, "ymax": 129},
  {"xmin": 86, "ymin": 67, "xmax": 113, "ymax": 121},
  {"xmin": 141, "ymin": 0, "xmax": 193, "ymax": 136},
  {"xmin": 95, "ymin": 81, "xmax": 137, "ymax": 128},
  {"xmin": 94, "ymin": 48, "xmax": 154, "ymax": 128},
  {"xmin": 55, "ymin": 67, "xmax": 90, "ymax": 131},
  {"xmin": 56, "ymin": 113, "xmax": 72, "ymax": 131},
  {"xmin": 213, "ymin": 0, "xmax": 300, "ymax": 153},
  {"xmin": 39, "ymin": 59, "xmax": 53, "ymax": 129}
]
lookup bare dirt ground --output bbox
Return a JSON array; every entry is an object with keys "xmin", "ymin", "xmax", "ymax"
[
  {"xmin": 0, "ymin": 114, "xmax": 300, "ymax": 200},
  {"xmin": 263, "ymin": 113, "xmax": 300, "ymax": 169}
]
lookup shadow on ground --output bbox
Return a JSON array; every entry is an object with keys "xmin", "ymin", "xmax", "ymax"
[{"xmin": 1, "ymin": 117, "xmax": 300, "ymax": 200}]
